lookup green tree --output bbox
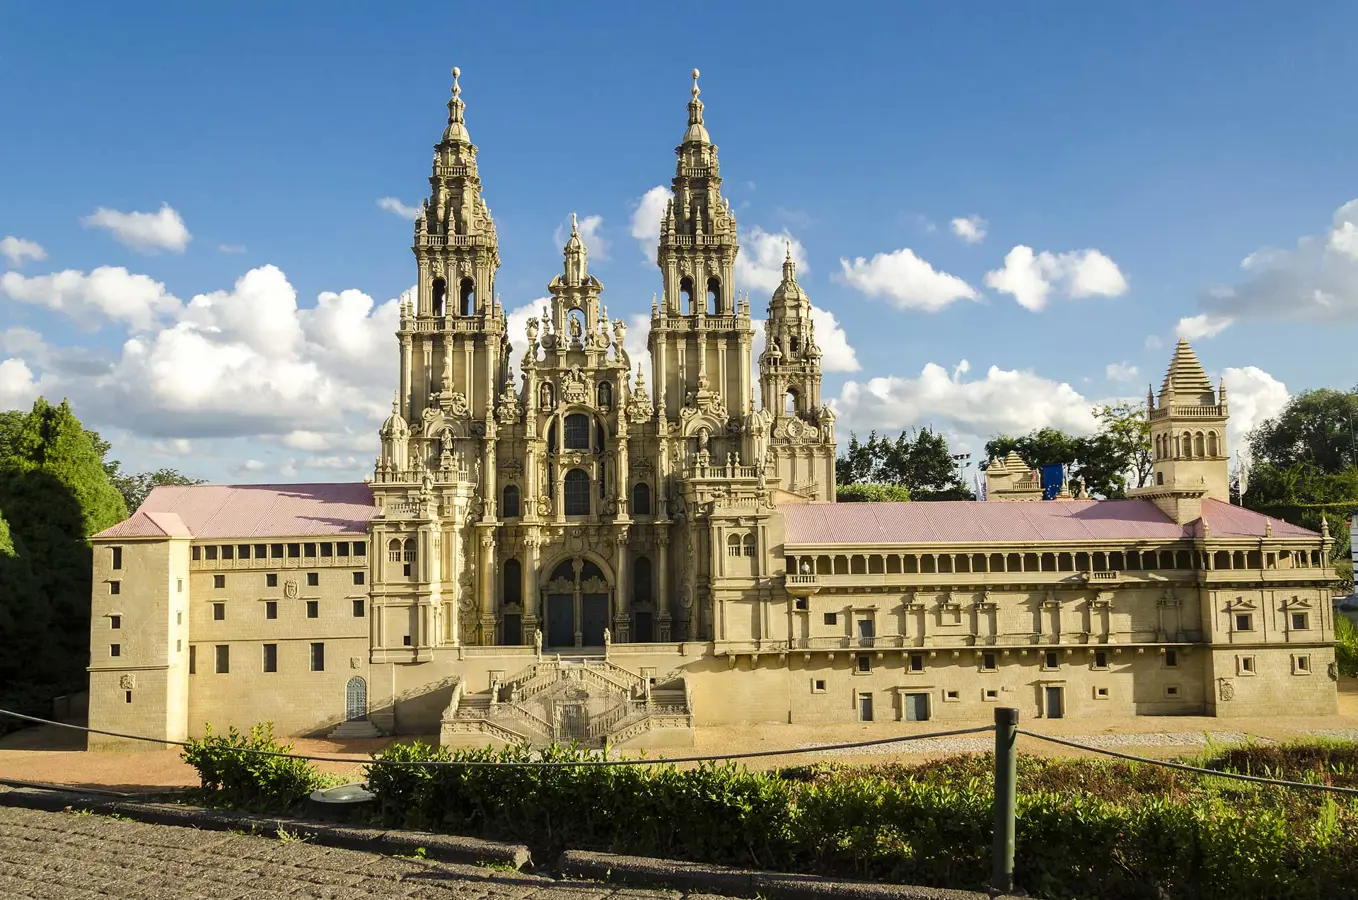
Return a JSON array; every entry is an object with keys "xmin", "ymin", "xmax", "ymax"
[
  {"xmin": 836, "ymin": 483, "xmax": 911, "ymax": 503},
  {"xmin": 983, "ymin": 405, "xmax": 1152, "ymax": 500},
  {"xmin": 1095, "ymin": 402, "xmax": 1153, "ymax": 489},
  {"xmin": 836, "ymin": 428, "xmax": 973, "ymax": 500},
  {"xmin": 1248, "ymin": 388, "xmax": 1358, "ymax": 472}
]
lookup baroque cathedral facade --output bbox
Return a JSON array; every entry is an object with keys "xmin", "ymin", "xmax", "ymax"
[{"xmin": 87, "ymin": 70, "xmax": 1338, "ymax": 750}]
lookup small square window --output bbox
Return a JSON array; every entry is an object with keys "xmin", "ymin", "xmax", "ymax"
[
  {"xmin": 266, "ymin": 573, "xmax": 278, "ymax": 587},
  {"xmin": 205, "ymin": 545, "xmax": 218, "ymax": 561},
  {"xmin": 1165, "ymin": 685, "xmax": 1180, "ymax": 698},
  {"xmin": 109, "ymin": 580, "xmax": 121, "ymax": 595},
  {"xmin": 1095, "ymin": 687, "xmax": 1109, "ymax": 699},
  {"xmin": 110, "ymin": 615, "xmax": 121, "ymax": 630},
  {"xmin": 353, "ymin": 571, "xmax": 365, "ymax": 586},
  {"xmin": 304, "ymin": 542, "xmax": 317, "ymax": 558},
  {"xmin": 981, "ymin": 652, "xmax": 997, "ymax": 672},
  {"xmin": 111, "ymin": 547, "xmax": 122, "ymax": 570},
  {"xmin": 403, "ymin": 634, "xmax": 413, "ymax": 646},
  {"xmin": 265, "ymin": 601, "xmax": 277, "ymax": 620},
  {"xmin": 307, "ymin": 572, "xmax": 319, "ymax": 587},
  {"xmin": 812, "ymin": 679, "xmax": 826, "ymax": 693},
  {"xmin": 944, "ymin": 689, "xmax": 960, "ymax": 701},
  {"xmin": 1043, "ymin": 651, "xmax": 1059, "ymax": 670},
  {"xmin": 1239, "ymin": 655, "xmax": 1256, "ymax": 675},
  {"xmin": 221, "ymin": 545, "xmax": 234, "ymax": 561},
  {"xmin": 353, "ymin": 541, "xmax": 366, "ymax": 556},
  {"xmin": 1294, "ymin": 655, "xmax": 1312, "ymax": 674},
  {"xmin": 213, "ymin": 574, "xmax": 225, "ymax": 589},
  {"xmin": 270, "ymin": 543, "xmax": 284, "ymax": 559},
  {"xmin": 237, "ymin": 544, "xmax": 250, "ymax": 560},
  {"xmin": 263, "ymin": 643, "xmax": 278, "ymax": 673},
  {"xmin": 984, "ymin": 688, "xmax": 998, "ymax": 701},
  {"xmin": 320, "ymin": 542, "xmax": 333, "ymax": 558},
  {"xmin": 856, "ymin": 654, "xmax": 871, "ymax": 673},
  {"xmin": 823, "ymin": 612, "xmax": 838, "ymax": 626},
  {"xmin": 1165, "ymin": 649, "xmax": 1178, "ymax": 668},
  {"xmin": 1235, "ymin": 613, "xmax": 1253, "ymax": 632},
  {"xmin": 337, "ymin": 541, "xmax": 350, "ymax": 557},
  {"xmin": 287, "ymin": 543, "xmax": 301, "ymax": 558},
  {"xmin": 254, "ymin": 544, "xmax": 267, "ymax": 559},
  {"xmin": 794, "ymin": 597, "xmax": 807, "ymax": 611},
  {"xmin": 306, "ymin": 600, "xmax": 319, "ymax": 619},
  {"xmin": 909, "ymin": 653, "xmax": 924, "ymax": 673},
  {"xmin": 353, "ymin": 599, "xmax": 365, "ymax": 617},
  {"xmin": 1291, "ymin": 613, "xmax": 1309, "ymax": 631},
  {"xmin": 212, "ymin": 602, "xmax": 225, "ymax": 621},
  {"xmin": 110, "ymin": 643, "xmax": 121, "ymax": 657}
]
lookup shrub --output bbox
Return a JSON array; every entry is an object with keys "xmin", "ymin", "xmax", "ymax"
[
  {"xmin": 181, "ymin": 722, "xmax": 329, "ymax": 811},
  {"xmin": 835, "ymin": 483, "xmax": 911, "ymax": 503},
  {"xmin": 1336, "ymin": 614, "xmax": 1358, "ymax": 678}
]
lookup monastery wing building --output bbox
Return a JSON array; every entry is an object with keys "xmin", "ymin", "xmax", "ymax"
[{"xmin": 87, "ymin": 71, "xmax": 1339, "ymax": 749}]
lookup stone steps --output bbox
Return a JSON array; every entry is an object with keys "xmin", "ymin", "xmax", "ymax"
[{"xmin": 328, "ymin": 720, "xmax": 382, "ymax": 740}]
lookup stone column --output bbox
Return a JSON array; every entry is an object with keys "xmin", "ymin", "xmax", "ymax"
[
  {"xmin": 478, "ymin": 528, "xmax": 496, "ymax": 645},
  {"xmin": 616, "ymin": 435, "xmax": 630, "ymax": 522},
  {"xmin": 524, "ymin": 446, "xmax": 538, "ymax": 523},
  {"xmin": 400, "ymin": 335, "xmax": 413, "ymax": 420},
  {"xmin": 441, "ymin": 335, "xmax": 453, "ymax": 395},
  {"xmin": 523, "ymin": 532, "xmax": 541, "ymax": 640},
  {"xmin": 482, "ymin": 437, "xmax": 497, "ymax": 522},
  {"xmin": 657, "ymin": 528, "xmax": 672, "ymax": 642},
  {"xmin": 572, "ymin": 558, "xmax": 584, "ymax": 647},
  {"xmin": 613, "ymin": 527, "xmax": 630, "ymax": 642}
]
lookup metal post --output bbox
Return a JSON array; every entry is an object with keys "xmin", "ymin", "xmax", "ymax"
[{"xmin": 991, "ymin": 706, "xmax": 1018, "ymax": 894}]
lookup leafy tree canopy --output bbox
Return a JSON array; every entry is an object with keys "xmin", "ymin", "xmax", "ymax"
[
  {"xmin": 836, "ymin": 483, "xmax": 911, "ymax": 503},
  {"xmin": 837, "ymin": 428, "xmax": 974, "ymax": 500},
  {"xmin": 983, "ymin": 404, "xmax": 1152, "ymax": 500}
]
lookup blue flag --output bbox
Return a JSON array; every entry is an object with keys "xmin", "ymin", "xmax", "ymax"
[{"xmin": 1040, "ymin": 464, "xmax": 1065, "ymax": 500}]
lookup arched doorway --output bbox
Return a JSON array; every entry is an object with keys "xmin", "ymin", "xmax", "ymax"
[
  {"xmin": 541, "ymin": 558, "xmax": 611, "ymax": 648},
  {"xmin": 345, "ymin": 677, "xmax": 367, "ymax": 722}
]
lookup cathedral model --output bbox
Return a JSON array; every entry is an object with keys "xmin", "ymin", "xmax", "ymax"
[{"xmin": 87, "ymin": 70, "xmax": 1339, "ymax": 750}]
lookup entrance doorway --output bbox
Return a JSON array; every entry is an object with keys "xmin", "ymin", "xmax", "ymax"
[
  {"xmin": 583, "ymin": 594, "xmax": 608, "ymax": 646},
  {"xmin": 903, "ymin": 692, "xmax": 929, "ymax": 722},
  {"xmin": 547, "ymin": 595, "xmax": 574, "ymax": 648},
  {"xmin": 858, "ymin": 693, "xmax": 874, "ymax": 722},
  {"xmin": 1044, "ymin": 685, "xmax": 1064, "ymax": 719},
  {"xmin": 634, "ymin": 611, "xmax": 653, "ymax": 643},
  {"xmin": 344, "ymin": 677, "xmax": 367, "ymax": 722}
]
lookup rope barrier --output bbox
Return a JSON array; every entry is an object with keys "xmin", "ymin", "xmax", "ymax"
[
  {"xmin": 0, "ymin": 708, "xmax": 993, "ymax": 767},
  {"xmin": 1017, "ymin": 729, "xmax": 1358, "ymax": 797}
]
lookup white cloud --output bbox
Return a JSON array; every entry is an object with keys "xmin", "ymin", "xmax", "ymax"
[
  {"xmin": 0, "ymin": 266, "xmax": 181, "ymax": 331},
  {"xmin": 0, "ymin": 236, "xmax": 47, "ymax": 267},
  {"xmin": 629, "ymin": 186, "xmax": 670, "ymax": 257},
  {"xmin": 809, "ymin": 306, "xmax": 859, "ymax": 373},
  {"xmin": 984, "ymin": 246, "xmax": 1128, "ymax": 312},
  {"xmin": 837, "ymin": 247, "xmax": 978, "ymax": 312},
  {"xmin": 377, "ymin": 197, "xmax": 421, "ymax": 220},
  {"xmin": 1221, "ymin": 366, "xmax": 1288, "ymax": 449},
  {"xmin": 282, "ymin": 430, "xmax": 331, "ymax": 451},
  {"xmin": 950, "ymin": 216, "xmax": 987, "ymax": 244},
  {"xmin": 1144, "ymin": 335, "xmax": 1164, "ymax": 350},
  {"xmin": 736, "ymin": 226, "xmax": 807, "ymax": 292},
  {"xmin": 1176, "ymin": 313, "xmax": 1234, "ymax": 341},
  {"xmin": 1106, "ymin": 362, "xmax": 1139, "ymax": 382},
  {"xmin": 0, "ymin": 358, "xmax": 39, "ymax": 408},
  {"xmin": 217, "ymin": 244, "xmax": 247, "ymax": 254},
  {"xmin": 834, "ymin": 360, "xmax": 1099, "ymax": 447},
  {"xmin": 81, "ymin": 203, "xmax": 191, "ymax": 254},
  {"xmin": 553, "ymin": 214, "xmax": 609, "ymax": 261},
  {"xmin": 1197, "ymin": 198, "xmax": 1358, "ymax": 321},
  {"xmin": 240, "ymin": 459, "xmax": 267, "ymax": 472}
]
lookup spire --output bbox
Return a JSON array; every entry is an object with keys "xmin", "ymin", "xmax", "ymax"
[
  {"xmin": 442, "ymin": 66, "xmax": 470, "ymax": 144},
  {"xmin": 1160, "ymin": 338, "xmax": 1216, "ymax": 402},
  {"xmin": 683, "ymin": 68, "xmax": 711, "ymax": 144},
  {"xmin": 1146, "ymin": 383, "xmax": 1155, "ymax": 412},
  {"xmin": 563, "ymin": 211, "xmax": 587, "ymax": 283}
]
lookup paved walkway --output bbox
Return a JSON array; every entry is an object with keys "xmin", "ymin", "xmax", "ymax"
[{"xmin": 0, "ymin": 806, "xmax": 729, "ymax": 900}]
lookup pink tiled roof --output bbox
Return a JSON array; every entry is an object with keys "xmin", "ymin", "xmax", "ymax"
[
  {"xmin": 783, "ymin": 498, "xmax": 1317, "ymax": 545},
  {"xmin": 94, "ymin": 483, "xmax": 377, "ymax": 540}
]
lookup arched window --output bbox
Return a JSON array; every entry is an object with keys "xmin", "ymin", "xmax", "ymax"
[
  {"xmin": 706, "ymin": 276, "xmax": 720, "ymax": 315},
  {"xmin": 680, "ymin": 276, "xmax": 695, "ymax": 315},
  {"xmin": 1194, "ymin": 432, "xmax": 1205, "ymax": 457},
  {"xmin": 742, "ymin": 534, "xmax": 756, "ymax": 558},
  {"xmin": 503, "ymin": 559, "xmax": 522, "ymax": 605},
  {"xmin": 459, "ymin": 277, "xmax": 475, "ymax": 316},
  {"xmin": 547, "ymin": 420, "xmax": 558, "ymax": 452},
  {"xmin": 1182, "ymin": 431, "xmax": 1193, "ymax": 457},
  {"xmin": 596, "ymin": 419, "xmax": 607, "ymax": 453},
  {"xmin": 564, "ymin": 468, "xmax": 590, "ymax": 515},
  {"xmin": 431, "ymin": 278, "xmax": 446, "ymax": 316},
  {"xmin": 632, "ymin": 556, "xmax": 652, "ymax": 604},
  {"xmin": 727, "ymin": 534, "xmax": 742, "ymax": 557},
  {"xmin": 387, "ymin": 538, "xmax": 401, "ymax": 562},
  {"xmin": 597, "ymin": 381, "xmax": 612, "ymax": 408},
  {"xmin": 564, "ymin": 413, "xmax": 590, "ymax": 450},
  {"xmin": 1207, "ymin": 432, "xmax": 1219, "ymax": 458},
  {"xmin": 631, "ymin": 482, "xmax": 651, "ymax": 515},
  {"xmin": 784, "ymin": 388, "xmax": 798, "ymax": 416},
  {"xmin": 502, "ymin": 484, "xmax": 521, "ymax": 518},
  {"xmin": 1154, "ymin": 435, "xmax": 1162, "ymax": 459},
  {"xmin": 402, "ymin": 538, "xmax": 417, "ymax": 577}
]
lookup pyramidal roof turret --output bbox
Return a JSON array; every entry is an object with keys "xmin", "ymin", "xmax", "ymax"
[{"xmin": 1159, "ymin": 338, "xmax": 1216, "ymax": 402}]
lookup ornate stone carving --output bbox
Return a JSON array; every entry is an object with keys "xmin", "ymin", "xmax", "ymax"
[
  {"xmin": 118, "ymin": 674, "xmax": 135, "ymax": 690},
  {"xmin": 562, "ymin": 366, "xmax": 588, "ymax": 405},
  {"xmin": 496, "ymin": 382, "xmax": 521, "ymax": 424},
  {"xmin": 1218, "ymin": 678, "xmax": 1234, "ymax": 701},
  {"xmin": 283, "ymin": 579, "xmax": 299, "ymax": 599},
  {"xmin": 447, "ymin": 391, "xmax": 471, "ymax": 418}
]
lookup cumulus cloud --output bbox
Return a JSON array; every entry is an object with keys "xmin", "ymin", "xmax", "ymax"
[
  {"xmin": 1176, "ymin": 313, "xmax": 1234, "ymax": 341},
  {"xmin": 736, "ymin": 226, "xmax": 807, "ymax": 292},
  {"xmin": 950, "ymin": 216, "xmax": 987, "ymax": 244},
  {"xmin": 984, "ymin": 246, "xmax": 1128, "ymax": 312},
  {"xmin": 1196, "ymin": 198, "xmax": 1358, "ymax": 322},
  {"xmin": 834, "ymin": 360, "xmax": 1099, "ymax": 447},
  {"xmin": 1106, "ymin": 362, "xmax": 1139, "ymax": 382},
  {"xmin": 0, "ymin": 266, "xmax": 181, "ymax": 331},
  {"xmin": 836, "ymin": 247, "xmax": 978, "ymax": 312},
  {"xmin": 553, "ymin": 214, "xmax": 609, "ymax": 261},
  {"xmin": 1, "ymin": 236, "xmax": 47, "ymax": 267},
  {"xmin": 81, "ymin": 203, "xmax": 191, "ymax": 254},
  {"xmin": 0, "ymin": 358, "xmax": 40, "ymax": 408},
  {"xmin": 629, "ymin": 186, "xmax": 670, "ymax": 257},
  {"xmin": 1221, "ymin": 366, "xmax": 1288, "ymax": 449},
  {"xmin": 377, "ymin": 197, "xmax": 421, "ymax": 220},
  {"xmin": 751, "ymin": 305, "xmax": 860, "ymax": 378}
]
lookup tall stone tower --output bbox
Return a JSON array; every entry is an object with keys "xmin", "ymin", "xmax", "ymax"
[
  {"xmin": 759, "ymin": 246, "xmax": 835, "ymax": 501},
  {"xmin": 1131, "ymin": 338, "xmax": 1230, "ymax": 524}
]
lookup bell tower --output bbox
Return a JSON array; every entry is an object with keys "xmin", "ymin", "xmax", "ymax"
[{"xmin": 650, "ymin": 69, "xmax": 756, "ymax": 430}]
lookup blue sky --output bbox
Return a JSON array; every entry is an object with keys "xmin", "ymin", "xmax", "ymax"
[{"xmin": 2, "ymin": 2, "xmax": 1356, "ymax": 484}]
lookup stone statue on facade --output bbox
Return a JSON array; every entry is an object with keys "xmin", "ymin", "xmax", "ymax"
[{"xmin": 533, "ymin": 628, "xmax": 543, "ymax": 658}]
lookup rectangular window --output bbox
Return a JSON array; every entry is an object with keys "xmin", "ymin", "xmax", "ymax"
[
  {"xmin": 125, "ymin": 691, "xmax": 132, "ymax": 704},
  {"xmin": 205, "ymin": 545, "xmax": 217, "ymax": 561},
  {"xmin": 320, "ymin": 542, "xmax": 333, "ymax": 558},
  {"xmin": 823, "ymin": 612, "xmax": 838, "ymax": 626},
  {"xmin": 984, "ymin": 689, "xmax": 999, "ymax": 701},
  {"xmin": 1291, "ymin": 613, "xmax": 1309, "ymax": 631},
  {"xmin": 175, "ymin": 639, "xmax": 181, "ymax": 652},
  {"xmin": 310, "ymin": 642, "xmax": 325, "ymax": 672},
  {"xmin": 287, "ymin": 543, "xmax": 301, "ymax": 558},
  {"xmin": 215, "ymin": 645, "xmax": 229, "ymax": 674},
  {"xmin": 981, "ymin": 652, "xmax": 997, "ymax": 672},
  {"xmin": 1295, "ymin": 654, "xmax": 1312, "ymax": 674},
  {"xmin": 944, "ymin": 689, "xmax": 960, "ymax": 701},
  {"xmin": 856, "ymin": 654, "xmax": 871, "ymax": 673},
  {"xmin": 110, "ymin": 644, "xmax": 121, "ymax": 657},
  {"xmin": 353, "ymin": 541, "xmax": 366, "ymax": 556},
  {"xmin": 403, "ymin": 563, "xmax": 412, "ymax": 577},
  {"xmin": 270, "ymin": 543, "xmax": 284, "ymax": 559},
  {"xmin": 1094, "ymin": 650, "xmax": 1108, "ymax": 669},
  {"xmin": 265, "ymin": 601, "xmax": 277, "ymax": 620},
  {"xmin": 1165, "ymin": 649, "xmax": 1178, "ymax": 668},
  {"xmin": 254, "ymin": 544, "xmax": 267, "ymax": 559},
  {"xmin": 304, "ymin": 542, "xmax": 317, "ymax": 558},
  {"xmin": 1239, "ymin": 655, "xmax": 1256, "ymax": 675},
  {"xmin": 307, "ymin": 572, "xmax": 319, "ymax": 587},
  {"xmin": 266, "ymin": 573, "xmax": 278, "ymax": 587},
  {"xmin": 176, "ymin": 610, "xmax": 182, "ymax": 625},
  {"xmin": 212, "ymin": 602, "xmax": 225, "ymax": 621},
  {"xmin": 812, "ymin": 679, "xmax": 826, "ymax": 693},
  {"xmin": 263, "ymin": 643, "xmax": 277, "ymax": 673},
  {"xmin": 857, "ymin": 618, "xmax": 875, "ymax": 639},
  {"xmin": 306, "ymin": 600, "xmax": 318, "ymax": 618},
  {"xmin": 109, "ymin": 581, "xmax": 121, "ymax": 595},
  {"xmin": 177, "ymin": 578, "xmax": 183, "ymax": 594},
  {"xmin": 337, "ymin": 541, "xmax": 350, "ymax": 557},
  {"xmin": 1043, "ymin": 651, "xmax": 1059, "ymax": 670},
  {"xmin": 236, "ymin": 544, "xmax": 250, "ymax": 560},
  {"xmin": 403, "ymin": 634, "xmax": 412, "ymax": 646},
  {"xmin": 111, "ymin": 547, "xmax": 122, "ymax": 570},
  {"xmin": 1096, "ymin": 687, "xmax": 1110, "ymax": 698},
  {"xmin": 189, "ymin": 645, "xmax": 196, "ymax": 674},
  {"xmin": 110, "ymin": 615, "xmax": 121, "ymax": 630},
  {"xmin": 213, "ymin": 574, "xmax": 225, "ymax": 589},
  {"xmin": 910, "ymin": 653, "xmax": 924, "ymax": 673},
  {"xmin": 352, "ymin": 599, "xmax": 365, "ymax": 617},
  {"xmin": 192, "ymin": 545, "xmax": 201, "ymax": 561},
  {"xmin": 221, "ymin": 545, "xmax": 234, "ymax": 561},
  {"xmin": 352, "ymin": 571, "xmax": 365, "ymax": 585},
  {"xmin": 1235, "ymin": 613, "xmax": 1253, "ymax": 632},
  {"xmin": 794, "ymin": 597, "xmax": 808, "ymax": 611},
  {"xmin": 1166, "ymin": 686, "xmax": 1180, "ymax": 697}
]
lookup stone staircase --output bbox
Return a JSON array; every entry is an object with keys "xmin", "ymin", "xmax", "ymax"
[{"xmin": 327, "ymin": 720, "xmax": 382, "ymax": 740}]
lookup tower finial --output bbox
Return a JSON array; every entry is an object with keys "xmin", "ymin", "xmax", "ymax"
[
  {"xmin": 571, "ymin": 211, "xmax": 579, "ymax": 235},
  {"xmin": 683, "ymin": 67, "xmax": 710, "ymax": 143},
  {"xmin": 443, "ymin": 66, "xmax": 470, "ymax": 143},
  {"xmin": 692, "ymin": 68, "xmax": 701, "ymax": 98}
]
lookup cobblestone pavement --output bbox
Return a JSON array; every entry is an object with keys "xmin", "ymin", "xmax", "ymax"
[{"xmin": 0, "ymin": 806, "xmax": 728, "ymax": 900}]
